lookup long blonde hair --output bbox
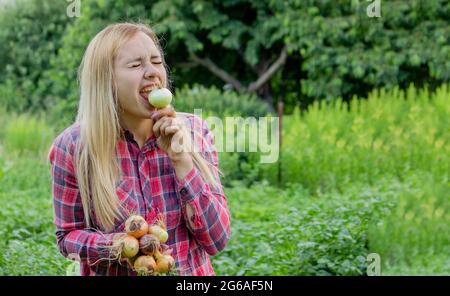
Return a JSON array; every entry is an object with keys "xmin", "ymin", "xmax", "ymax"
[{"xmin": 75, "ymin": 22, "xmax": 218, "ymax": 232}]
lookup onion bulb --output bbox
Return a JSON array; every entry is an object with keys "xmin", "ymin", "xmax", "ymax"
[
  {"xmin": 121, "ymin": 235, "xmax": 140, "ymax": 258},
  {"xmin": 125, "ymin": 215, "xmax": 148, "ymax": 239},
  {"xmin": 148, "ymin": 88, "xmax": 172, "ymax": 108},
  {"xmin": 148, "ymin": 224, "xmax": 168, "ymax": 244},
  {"xmin": 154, "ymin": 250, "xmax": 175, "ymax": 273},
  {"xmin": 134, "ymin": 255, "xmax": 157, "ymax": 275},
  {"xmin": 139, "ymin": 234, "xmax": 160, "ymax": 256}
]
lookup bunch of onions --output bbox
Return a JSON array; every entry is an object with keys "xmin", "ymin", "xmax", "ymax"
[{"xmin": 118, "ymin": 214, "xmax": 176, "ymax": 275}]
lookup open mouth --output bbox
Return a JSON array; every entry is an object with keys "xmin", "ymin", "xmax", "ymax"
[
  {"xmin": 139, "ymin": 92, "xmax": 149, "ymax": 101},
  {"xmin": 139, "ymin": 84, "xmax": 159, "ymax": 102}
]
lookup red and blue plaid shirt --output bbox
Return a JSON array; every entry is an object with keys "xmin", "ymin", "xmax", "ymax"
[{"xmin": 48, "ymin": 113, "xmax": 231, "ymax": 276}]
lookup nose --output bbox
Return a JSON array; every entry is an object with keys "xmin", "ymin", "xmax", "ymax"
[{"xmin": 143, "ymin": 62, "xmax": 159, "ymax": 80}]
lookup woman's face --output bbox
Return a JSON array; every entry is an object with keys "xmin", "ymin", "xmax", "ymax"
[{"xmin": 114, "ymin": 31, "xmax": 167, "ymax": 118}]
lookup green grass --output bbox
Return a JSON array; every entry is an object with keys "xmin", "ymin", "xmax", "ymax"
[
  {"xmin": 367, "ymin": 173, "xmax": 450, "ymax": 275},
  {"xmin": 0, "ymin": 154, "xmax": 69, "ymax": 275},
  {"xmin": 1, "ymin": 111, "xmax": 54, "ymax": 161}
]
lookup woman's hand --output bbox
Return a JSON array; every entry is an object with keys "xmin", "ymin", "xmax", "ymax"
[{"xmin": 151, "ymin": 106, "xmax": 194, "ymax": 179}]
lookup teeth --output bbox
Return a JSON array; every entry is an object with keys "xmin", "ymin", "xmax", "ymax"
[{"xmin": 140, "ymin": 86, "xmax": 158, "ymax": 93}]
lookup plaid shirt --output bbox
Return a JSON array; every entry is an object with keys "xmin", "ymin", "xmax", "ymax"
[{"xmin": 49, "ymin": 113, "xmax": 231, "ymax": 276}]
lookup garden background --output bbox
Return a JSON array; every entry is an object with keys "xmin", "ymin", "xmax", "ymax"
[{"xmin": 0, "ymin": 0, "xmax": 449, "ymax": 275}]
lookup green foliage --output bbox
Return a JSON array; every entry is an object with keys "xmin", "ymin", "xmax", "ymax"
[
  {"xmin": 2, "ymin": 113, "xmax": 54, "ymax": 159},
  {"xmin": 255, "ymin": 84, "xmax": 450, "ymax": 190},
  {"xmin": 150, "ymin": 0, "xmax": 291, "ymax": 93},
  {"xmin": 1, "ymin": 0, "xmax": 449, "ymax": 115},
  {"xmin": 0, "ymin": 154, "xmax": 70, "ymax": 275},
  {"xmin": 0, "ymin": 0, "xmax": 71, "ymax": 112},
  {"xmin": 279, "ymin": 0, "xmax": 450, "ymax": 100},
  {"xmin": 211, "ymin": 84, "xmax": 449, "ymax": 275},
  {"xmin": 150, "ymin": 0, "xmax": 450, "ymax": 106},
  {"xmin": 368, "ymin": 173, "xmax": 450, "ymax": 274},
  {"xmin": 211, "ymin": 181, "xmax": 395, "ymax": 275}
]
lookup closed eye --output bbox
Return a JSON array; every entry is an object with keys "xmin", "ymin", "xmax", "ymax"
[{"xmin": 130, "ymin": 63, "xmax": 141, "ymax": 68}]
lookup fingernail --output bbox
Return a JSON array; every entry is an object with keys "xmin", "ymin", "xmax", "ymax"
[{"xmin": 151, "ymin": 112, "xmax": 159, "ymax": 120}]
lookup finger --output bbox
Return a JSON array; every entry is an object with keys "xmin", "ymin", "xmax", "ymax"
[
  {"xmin": 153, "ymin": 117, "xmax": 165, "ymax": 137},
  {"xmin": 164, "ymin": 125, "xmax": 180, "ymax": 136},
  {"xmin": 159, "ymin": 118, "xmax": 172, "ymax": 137},
  {"xmin": 164, "ymin": 119, "xmax": 185, "ymax": 137},
  {"xmin": 151, "ymin": 105, "xmax": 176, "ymax": 122}
]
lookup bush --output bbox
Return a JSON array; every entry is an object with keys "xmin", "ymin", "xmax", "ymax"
[
  {"xmin": 243, "ymin": 84, "xmax": 450, "ymax": 190},
  {"xmin": 3, "ymin": 113, "xmax": 54, "ymax": 159},
  {"xmin": 0, "ymin": 0, "xmax": 71, "ymax": 112}
]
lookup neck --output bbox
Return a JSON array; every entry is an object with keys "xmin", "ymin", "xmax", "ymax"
[{"xmin": 120, "ymin": 113, "xmax": 154, "ymax": 147}]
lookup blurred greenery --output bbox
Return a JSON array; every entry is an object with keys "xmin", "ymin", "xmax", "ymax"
[
  {"xmin": 0, "ymin": 0, "xmax": 70, "ymax": 112},
  {"xmin": 0, "ymin": 0, "xmax": 448, "ymax": 117},
  {"xmin": 3, "ymin": 114, "xmax": 54, "ymax": 158},
  {"xmin": 174, "ymin": 84, "xmax": 269, "ymax": 117}
]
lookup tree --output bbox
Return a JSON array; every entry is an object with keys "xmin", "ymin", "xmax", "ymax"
[
  {"xmin": 281, "ymin": 0, "xmax": 450, "ymax": 101},
  {"xmin": 150, "ymin": 0, "xmax": 450, "ymax": 108},
  {"xmin": 0, "ymin": 0, "xmax": 70, "ymax": 112},
  {"xmin": 150, "ymin": 0, "xmax": 290, "ymax": 109},
  {"xmin": 2, "ymin": 0, "xmax": 448, "ymax": 116}
]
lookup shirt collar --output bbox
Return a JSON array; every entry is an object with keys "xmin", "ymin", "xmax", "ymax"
[{"xmin": 119, "ymin": 127, "xmax": 158, "ymax": 152}]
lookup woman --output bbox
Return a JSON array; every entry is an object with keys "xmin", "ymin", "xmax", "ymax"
[{"xmin": 48, "ymin": 22, "xmax": 231, "ymax": 276}]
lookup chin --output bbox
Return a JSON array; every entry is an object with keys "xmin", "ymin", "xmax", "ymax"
[{"xmin": 143, "ymin": 107, "xmax": 156, "ymax": 117}]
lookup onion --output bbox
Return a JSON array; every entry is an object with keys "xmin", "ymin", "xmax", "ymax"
[
  {"xmin": 148, "ymin": 225, "xmax": 168, "ymax": 244},
  {"xmin": 148, "ymin": 88, "xmax": 172, "ymax": 108},
  {"xmin": 139, "ymin": 234, "xmax": 160, "ymax": 256},
  {"xmin": 154, "ymin": 250, "xmax": 175, "ymax": 273},
  {"xmin": 121, "ymin": 235, "xmax": 140, "ymax": 258},
  {"xmin": 125, "ymin": 215, "xmax": 148, "ymax": 239},
  {"xmin": 134, "ymin": 255, "xmax": 157, "ymax": 275}
]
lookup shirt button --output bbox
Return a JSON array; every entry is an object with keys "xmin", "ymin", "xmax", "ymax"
[{"xmin": 180, "ymin": 187, "xmax": 188, "ymax": 195}]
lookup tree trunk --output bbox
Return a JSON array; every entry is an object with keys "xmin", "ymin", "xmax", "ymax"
[
  {"xmin": 259, "ymin": 82, "xmax": 275, "ymax": 113},
  {"xmin": 190, "ymin": 46, "xmax": 288, "ymax": 112}
]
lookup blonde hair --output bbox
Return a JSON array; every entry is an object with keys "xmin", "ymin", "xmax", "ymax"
[{"xmin": 74, "ymin": 22, "xmax": 218, "ymax": 232}]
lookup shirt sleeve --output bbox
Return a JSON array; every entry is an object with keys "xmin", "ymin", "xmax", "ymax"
[
  {"xmin": 174, "ymin": 117, "xmax": 231, "ymax": 256},
  {"xmin": 49, "ymin": 133, "xmax": 116, "ymax": 267}
]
